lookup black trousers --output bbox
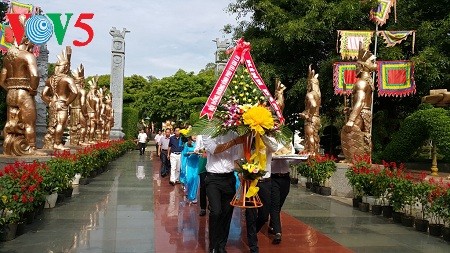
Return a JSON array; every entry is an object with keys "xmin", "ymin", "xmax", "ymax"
[
  {"xmin": 206, "ymin": 173, "xmax": 236, "ymax": 252},
  {"xmin": 138, "ymin": 142, "xmax": 146, "ymax": 154},
  {"xmin": 270, "ymin": 175, "xmax": 291, "ymax": 234},
  {"xmin": 160, "ymin": 150, "xmax": 170, "ymax": 175},
  {"xmin": 245, "ymin": 180, "xmax": 271, "ymax": 253},
  {"xmin": 199, "ymin": 172, "xmax": 207, "ymax": 210}
]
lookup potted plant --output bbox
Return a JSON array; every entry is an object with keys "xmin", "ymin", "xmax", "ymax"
[
  {"xmin": 413, "ymin": 181, "xmax": 433, "ymax": 232},
  {"xmin": 315, "ymin": 155, "xmax": 336, "ymax": 196},
  {"xmin": 0, "ymin": 161, "xmax": 46, "ymax": 240},
  {"xmin": 38, "ymin": 164, "xmax": 59, "ymax": 208},
  {"xmin": 428, "ymin": 185, "xmax": 446, "ymax": 236},
  {"xmin": 442, "ymin": 188, "xmax": 450, "ymax": 242},
  {"xmin": 345, "ymin": 167, "xmax": 364, "ymax": 208},
  {"xmin": 293, "ymin": 163, "xmax": 309, "ymax": 187},
  {"xmin": 0, "ymin": 162, "xmax": 45, "ymax": 225},
  {"xmin": 369, "ymin": 166, "xmax": 390, "ymax": 215},
  {"xmin": 387, "ymin": 177, "xmax": 407, "ymax": 223}
]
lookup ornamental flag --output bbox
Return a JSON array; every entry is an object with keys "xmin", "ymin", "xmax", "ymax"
[
  {"xmin": 333, "ymin": 62, "xmax": 357, "ymax": 95},
  {"xmin": 370, "ymin": 0, "xmax": 397, "ymax": 26},
  {"xmin": 377, "ymin": 60, "xmax": 415, "ymax": 97},
  {"xmin": 338, "ymin": 31, "xmax": 374, "ymax": 60},
  {"xmin": 378, "ymin": 30, "xmax": 416, "ymax": 53},
  {"xmin": 0, "ymin": 1, "xmax": 40, "ymax": 56}
]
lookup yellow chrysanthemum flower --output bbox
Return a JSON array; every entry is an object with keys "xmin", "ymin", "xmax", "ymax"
[
  {"xmin": 242, "ymin": 106, "xmax": 274, "ymax": 135},
  {"xmin": 179, "ymin": 129, "xmax": 190, "ymax": 136}
]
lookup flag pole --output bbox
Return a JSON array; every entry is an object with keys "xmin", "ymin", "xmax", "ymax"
[{"xmin": 369, "ymin": 24, "xmax": 379, "ymax": 162}]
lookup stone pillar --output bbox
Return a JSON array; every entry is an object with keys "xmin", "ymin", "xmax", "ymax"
[
  {"xmin": 109, "ymin": 27, "xmax": 129, "ymax": 139},
  {"xmin": 213, "ymin": 38, "xmax": 230, "ymax": 76},
  {"xmin": 36, "ymin": 44, "xmax": 49, "ymax": 148}
]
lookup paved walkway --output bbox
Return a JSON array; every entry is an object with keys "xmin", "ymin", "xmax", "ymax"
[{"xmin": 1, "ymin": 150, "xmax": 449, "ymax": 252}]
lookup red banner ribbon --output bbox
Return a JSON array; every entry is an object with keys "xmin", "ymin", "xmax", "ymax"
[
  {"xmin": 243, "ymin": 51, "xmax": 285, "ymax": 123},
  {"xmin": 200, "ymin": 38, "xmax": 285, "ymax": 123}
]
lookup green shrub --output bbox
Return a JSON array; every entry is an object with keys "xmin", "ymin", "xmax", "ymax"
[
  {"xmin": 382, "ymin": 107, "xmax": 450, "ymax": 162},
  {"xmin": 122, "ymin": 107, "xmax": 139, "ymax": 140}
]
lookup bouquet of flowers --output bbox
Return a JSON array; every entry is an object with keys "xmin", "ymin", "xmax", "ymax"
[
  {"xmin": 193, "ymin": 38, "xmax": 292, "ymax": 206},
  {"xmin": 193, "ymin": 66, "xmax": 291, "ymax": 199}
]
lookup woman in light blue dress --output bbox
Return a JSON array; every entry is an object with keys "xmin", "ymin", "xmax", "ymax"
[{"xmin": 183, "ymin": 136, "xmax": 199, "ymax": 203}]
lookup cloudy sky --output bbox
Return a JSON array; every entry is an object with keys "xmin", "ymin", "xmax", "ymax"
[{"xmin": 29, "ymin": 0, "xmax": 240, "ymax": 78}]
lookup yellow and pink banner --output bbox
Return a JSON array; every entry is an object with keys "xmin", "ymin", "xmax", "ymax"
[
  {"xmin": 377, "ymin": 60, "xmax": 415, "ymax": 97},
  {"xmin": 337, "ymin": 31, "xmax": 374, "ymax": 60}
]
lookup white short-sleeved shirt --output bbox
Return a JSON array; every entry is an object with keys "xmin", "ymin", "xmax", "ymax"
[
  {"xmin": 138, "ymin": 133, "xmax": 147, "ymax": 143},
  {"xmin": 204, "ymin": 132, "xmax": 243, "ymax": 174},
  {"xmin": 154, "ymin": 134, "xmax": 162, "ymax": 144}
]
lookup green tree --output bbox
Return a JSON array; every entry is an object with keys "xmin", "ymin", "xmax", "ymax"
[
  {"xmin": 85, "ymin": 74, "xmax": 110, "ymax": 89},
  {"xmin": 137, "ymin": 67, "xmax": 216, "ymax": 125}
]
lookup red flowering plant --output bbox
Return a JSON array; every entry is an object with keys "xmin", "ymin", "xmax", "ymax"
[
  {"xmin": 47, "ymin": 150, "xmax": 78, "ymax": 193},
  {"xmin": 346, "ymin": 154, "xmax": 372, "ymax": 198},
  {"xmin": 0, "ymin": 161, "xmax": 44, "ymax": 224},
  {"xmin": 427, "ymin": 177, "xmax": 449, "ymax": 225},
  {"xmin": 305, "ymin": 154, "xmax": 337, "ymax": 186},
  {"xmin": 411, "ymin": 172, "xmax": 434, "ymax": 220}
]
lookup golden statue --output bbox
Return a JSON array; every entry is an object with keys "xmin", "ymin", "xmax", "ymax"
[
  {"xmin": 96, "ymin": 88, "xmax": 105, "ymax": 141},
  {"xmin": 274, "ymin": 78, "xmax": 286, "ymax": 112},
  {"xmin": 86, "ymin": 76, "xmax": 100, "ymax": 143},
  {"xmin": 422, "ymin": 89, "xmax": 450, "ymax": 107},
  {"xmin": 0, "ymin": 17, "xmax": 40, "ymax": 155},
  {"xmin": 101, "ymin": 89, "xmax": 113, "ymax": 140},
  {"xmin": 42, "ymin": 46, "xmax": 78, "ymax": 150},
  {"xmin": 69, "ymin": 64, "xmax": 88, "ymax": 145},
  {"xmin": 299, "ymin": 65, "xmax": 321, "ymax": 155},
  {"xmin": 341, "ymin": 42, "xmax": 377, "ymax": 162}
]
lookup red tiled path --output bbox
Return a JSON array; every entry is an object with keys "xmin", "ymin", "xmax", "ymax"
[{"xmin": 152, "ymin": 155, "xmax": 353, "ymax": 253}]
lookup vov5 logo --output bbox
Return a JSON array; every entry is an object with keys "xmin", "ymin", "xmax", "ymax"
[{"xmin": 6, "ymin": 13, "xmax": 94, "ymax": 47}]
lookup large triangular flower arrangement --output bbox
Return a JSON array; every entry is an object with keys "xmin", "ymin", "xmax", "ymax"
[{"xmin": 193, "ymin": 38, "xmax": 292, "ymax": 207}]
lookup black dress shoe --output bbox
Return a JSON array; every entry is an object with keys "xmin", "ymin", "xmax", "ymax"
[
  {"xmin": 199, "ymin": 209, "xmax": 206, "ymax": 216},
  {"xmin": 272, "ymin": 233, "xmax": 281, "ymax": 244},
  {"xmin": 161, "ymin": 173, "xmax": 167, "ymax": 178},
  {"xmin": 169, "ymin": 181, "xmax": 175, "ymax": 186}
]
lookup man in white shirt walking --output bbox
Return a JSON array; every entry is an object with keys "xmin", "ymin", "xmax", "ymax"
[
  {"xmin": 137, "ymin": 129, "xmax": 148, "ymax": 155},
  {"xmin": 203, "ymin": 132, "xmax": 247, "ymax": 253},
  {"xmin": 154, "ymin": 130, "xmax": 163, "ymax": 156}
]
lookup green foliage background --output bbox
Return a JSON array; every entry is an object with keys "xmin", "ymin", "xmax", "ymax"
[
  {"xmin": 122, "ymin": 107, "xmax": 139, "ymax": 140},
  {"xmin": 226, "ymin": 0, "xmax": 450, "ymax": 160}
]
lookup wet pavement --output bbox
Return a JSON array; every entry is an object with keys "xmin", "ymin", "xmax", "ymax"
[{"xmin": 0, "ymin": 150, "xmax": 449, "ymax": 252}]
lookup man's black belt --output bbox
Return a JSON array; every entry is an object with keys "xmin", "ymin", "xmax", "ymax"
[
  {"xmin": 259, "ymin": 178, "xmax": 271, "ymax": 183},
  {"xmin": 172, "ymin": 152, "xmax": 181, "ymax": 155},
  {"xmin": 271, "ymin": 172, "xmax": 290, "ymax": 178},
  {"xmin": 161, "ymin": 149, "xmax": 168, "ymax": 151},
  {"xmin": 207, "ymin": 172, "xmax": 234, "ymax": 177}
]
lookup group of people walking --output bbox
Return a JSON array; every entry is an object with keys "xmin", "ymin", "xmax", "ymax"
[{"xmin": 153, "ymin": 128, "xmax": 293, "ymax": 253}]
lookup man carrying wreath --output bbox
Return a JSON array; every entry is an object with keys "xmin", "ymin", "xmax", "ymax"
[{"xmin": 203, "ymin": 133, "xmax": 248, "ymax": 253}]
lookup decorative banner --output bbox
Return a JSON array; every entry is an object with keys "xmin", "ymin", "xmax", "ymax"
[
  {"xmin": 0, "ymin": 1, "xmax": 40, "ymax": 56},
  {"xmin": 370, "ymin": 0, "xmax": 397, "ymax": 26},
  {"xmin": 378, "ymin": 30, "xmax": 415, "ymax": 53},
  {"xmin": 200, "ymin": 38, "xmax": 285, "ymax": 123},
  {"xmin": 337, "ymin": 31, "xmax": 374, "ymax": 60},
  {"xmin": 0, "ymin": 24, "xmax": 11, "ymax": 54},
  {"xmin": 377, "ymin": 60, "xmax": 415, "ymax": 97},
  {"xmin": 333, "ymin": 62, "xmax": 357, "ymax": 95},
  {"xmin": 242, "ymin": 50, "xmax": 284, "ymax": 123}
]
